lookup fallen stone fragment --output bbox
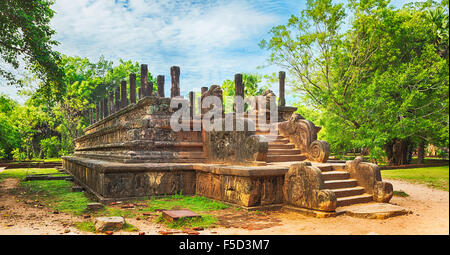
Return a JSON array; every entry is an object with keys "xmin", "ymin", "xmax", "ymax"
[
  {"xmin": 162, "ymin": 209, "xmax": 200, "ymax": 222},
  {"xmin": 105, "ymin": 231, "xmax": 114, "ymax": 235},
  {"xmin": 94, "ymin": 216, "xmax": 125, "ymax": 232},
  {"xmin": 138, "ymin": 232, "xmax": 145, "ymax": 235},
  {"xmin": 87, "ymin": 203, "xmax": 104, "ymax": 211}
]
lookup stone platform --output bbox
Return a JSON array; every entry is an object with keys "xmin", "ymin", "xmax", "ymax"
[{"xmin": 63, "ymin": 66, "xmax": 402, "ymax": 218}]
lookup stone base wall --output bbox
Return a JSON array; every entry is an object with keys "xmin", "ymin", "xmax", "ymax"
[
  {"xmin": 63, "ymin": 156, "xmax": 196, "ymax": 202},
  {"xmin": 63, "ymin": 156, "xmax": 285, "ymax": 207},
  {"xmin": 195, "ymin": 171, "xmax": 284, "ymax": 207}
]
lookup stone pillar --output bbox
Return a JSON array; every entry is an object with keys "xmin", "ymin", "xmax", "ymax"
[
  {"xmin": 157, "ymin": 75, "xmax": 165, "ymax": 97},
  {"xmin": 189, "ymin": 91, "xmax": 194, "ymax": 118},
  {"xmin": 279, "ymin": 71, "xmax": 286, "ymax": 107},
  {"xmin": 130, "ymin": 73, "xmax": 137, "ymax": 104},
  {"xmin": 140, "ymin": 64, "xmax": 148, "ymax": 97},
  {"xmin": 108, "ymin": 91, "xmax": 114, "ymax": 114},
  {"xmin": 234, "ymin": 73, "xmax": 244, "ymax": 98},
  {"xmin": 114, "ymin": 86, "xmax": 120, "ymax": 111},
  {"xmin": 234, "ymin": 74, "xmax": 244, "ymax": 114},
  {"xmin": 200, "ymin": 87, "xmax": 208, "ymax": 113},
  {"xmin": 121, "ymin": 80, "xmax": 128, "ymax": 108},
  {"xmin": 138, "ymin": 87, "xmax": 142, "ymax": 100},
  {"xmin": 103, "ymin": 97, "xmax": 108, "ymax": 118},
  {"xmin": 170, "ymin": 66, "xmax": 180, "ymax": 98}
]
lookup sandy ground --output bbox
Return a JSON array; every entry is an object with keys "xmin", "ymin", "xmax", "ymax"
[{"xmin": 0, "ymin": 177, "xmax": 448, "ymax": 235}]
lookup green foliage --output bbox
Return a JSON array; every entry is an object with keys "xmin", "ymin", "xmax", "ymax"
[
  {"xmin": 73, "ymin": 221, "xmax": 96, "ymax": 233},
  {"xmin": 261, "ymin": 0, "xmax": 449, "ymax": 164},
  {"xmin": 141, "ymin": 194, "xmax": 230, "ymax": 213},
  {"xmin": 156, "ymin": 214, "xmax": 218, "ymax": 230},
  {"xmin": 381, "ymin": 165, "xmax": 449, "ymax": 191},
  {"xmin": 40, "ymin": 136, "xmax": 61, "ymax": 158},
  {"xmin": 0, "ymin": 0, "xmax": 63, "ymax": 97}
]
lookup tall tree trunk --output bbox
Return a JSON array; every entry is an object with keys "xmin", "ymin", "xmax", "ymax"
[
  {"xmin": 385, "ymin": 138, "xmax": 411, "ymax": 165},
  {"xmin": 418, "ymin": 139, "xmax": 426, "ymax": 164}
]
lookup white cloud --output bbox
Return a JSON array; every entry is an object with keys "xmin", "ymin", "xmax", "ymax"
[{"xmin": 50, "ymin": 0, "xmax": 284, "ymax": 96}]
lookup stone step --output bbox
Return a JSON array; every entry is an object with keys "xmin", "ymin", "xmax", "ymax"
[
  {"xmin": 268, "ymin": 149, "xmax": 301, "ymax": 155},
  {"xmin": 317, "ymin": 165, "xmax": 333, "ymax": 172},
  {"xmin": 266, "ymin": 154, "xmax": 307, "ymax": 162},
  {"xmin": 323, "ymin": 179, "xmax": 357, "ymax": 189},
  {"xmin": 331, "ymin": 186, "xmax": 365, "ymax": 198},
  {"xmin": 259, "ymin": 135, "xmax": 284, "ymax": 140},
  {"xmin": 268, "ymin": 143, "xmax": 295, "ymax": 149},
  {"xmin": 336, "ymin": 194, "xmax": 373, "ymax": 207},
  {"xmin": 269, "ymin": 138, "xmax": 290, "ymax": 144},
  {"xmin": 175, "ymin": 152, "xmax": 206, "ymax": 159},
  {"xmin": 321, "ymin": 171, "xmax": 350, "ymax": 181}
]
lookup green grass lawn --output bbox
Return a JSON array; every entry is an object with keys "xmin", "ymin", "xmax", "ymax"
[
  {"xmin": 0, "ymin": 168, "xmax": 230, "ymax": 231},
  {"xmin": 381, "ymin": 166, "xmax": 449, "ymax": 191}
]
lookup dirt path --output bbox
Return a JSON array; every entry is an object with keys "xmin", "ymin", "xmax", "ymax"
[{"xmin": 0, "ymin": 178, "xmax": 448, "ymax": 235}]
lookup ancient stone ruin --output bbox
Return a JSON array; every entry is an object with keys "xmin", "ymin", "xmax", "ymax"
[{"xmin": 63, "ymin": 65, "xmax": 395, "ymax": 216}]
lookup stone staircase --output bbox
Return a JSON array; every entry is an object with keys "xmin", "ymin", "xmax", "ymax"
[
  {"xmin": 258, "ymin": 126, "xmax": 373, "ymax": 207},
  {"xmin": 256, "ymin": 127, "xmax": 306, "ymax": 163},
  {"xmin": 317, "ymin": 165, "xmax": 373, "ymax": 207}
]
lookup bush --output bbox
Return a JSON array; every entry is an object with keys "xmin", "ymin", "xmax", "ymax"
[{"xmin": 40, "ymin": 136, "xmax": 61, "ymax": 158}]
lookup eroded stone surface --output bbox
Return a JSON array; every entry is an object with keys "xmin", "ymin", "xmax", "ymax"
[
  {"xmin": 94, "ymin": 216, "xmax": 125, "ymax": 232},
  {"xmin": 283, "ymin": 162, "xmax": 336, "ymax": 212},
  {"xmin": 337, "ymin": 203, "xmax": 411, "ymax": 219}
]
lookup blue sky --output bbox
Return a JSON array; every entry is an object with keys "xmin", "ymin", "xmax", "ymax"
[{"xmin": 1, "ymin": 0, "xmax": 416, "ymax": 104}]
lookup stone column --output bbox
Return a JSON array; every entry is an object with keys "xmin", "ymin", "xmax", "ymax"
[
  {"xmin": 170, "ymin": 66, "xmax": 180, "ymax": 98},
  {"xmin": 140, "ymin": 64, "xmax": 148, "ymax": 97},
  {"xmin": 138, "ymin": 87, "xmax": 142, "ymax": 100},
  {"xmin": 108, "ymin": 91, "xmax": 114, "ymax": 114},
  {"xmin": 130, "ymin": 73, "xmax": 137, "ymax": 104},
  {"xmin": 189, "ymin": 91, "xmax": 194, "ymax": 118},
  {"xmin": 121, "ymin": 80, "xmax": 128, "ymax": 108},
  {"xmin": 114, "ymin": 86, "xmax": 120, "ymax": 111},
  {"xmin": 279, "ymin": 71, "xmax": 286, "ymax": 107},
  {"xmin": 234, "ymin": 73, "xmax": 244, "ymax": 98},
  {"xmin": 157, "ymin": 75, "xmax": 165, "ymax": 97},
  {"xmin": 200, "ymin": 87, "xmax": 208, "ymax": 113}
]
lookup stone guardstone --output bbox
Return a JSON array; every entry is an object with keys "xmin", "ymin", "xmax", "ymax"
[
  {"xmin": 337, "ymin": 202, "xmax": 411, "ymax": 219},
  {"xmin": 94, "ymin": 216, "xmax": 125, "ymax": 232}
]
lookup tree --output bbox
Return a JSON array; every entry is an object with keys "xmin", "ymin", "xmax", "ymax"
[
  {"xmin": 0, "ymin": 0, "xmax": 63, "ymax": 98},
  {"xmin": 261, "ymin": 0, "xmax": 449, "ymax": 165}
]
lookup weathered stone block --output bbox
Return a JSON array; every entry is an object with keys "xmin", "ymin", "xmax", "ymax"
[
  {"xmin": 283, "ymin": 162, "xmax": 336, "ymax": 212},
  {"xmin": 94, "ymin": 216, "xmax": 125, "ymax": 232}
]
